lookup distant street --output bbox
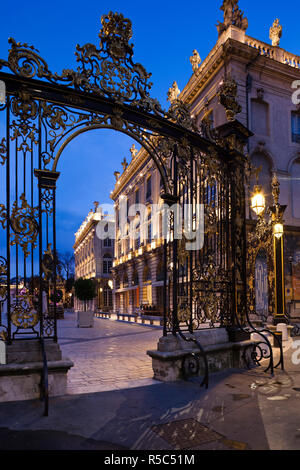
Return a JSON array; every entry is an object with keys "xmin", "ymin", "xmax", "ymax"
[{"xmin": 58, "ymin": 311, "xmax": 162, "ymax": 394}]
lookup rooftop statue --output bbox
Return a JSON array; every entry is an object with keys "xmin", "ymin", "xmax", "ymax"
[
  {"xmin": 167, "ymin": 81, "xmax": 180, "ymax": 104},
  {"xmin": 121, "ymin": 157, "xmax": 128, "ymax": 171},
  {"xmin": 130, "ymin": 144, "xmax": 138, "ymax": 159},
  {"xmin": 269, "ymin": 19, "xmax": 282, "ymax": 47},
  {"xmin": 217, "ymin": 0, "xmax": 248, "ymax": 37},
  {"xmin": 114, "ymin": 171, "xmax": 120, "ymax": 181},
  {"xmin": 190, "ymin": 50, "xmax": 201, "ymax": 73}
]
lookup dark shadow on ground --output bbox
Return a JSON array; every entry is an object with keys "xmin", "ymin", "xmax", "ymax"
[
  {"xmin": 0, "ymin": 369, "xmax": 271, "ymax": 450},
  {"xmin": 0, "ymin": 427, "xmax": 128, "ymax": 450}
]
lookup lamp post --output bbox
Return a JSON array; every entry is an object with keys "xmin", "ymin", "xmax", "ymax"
[
  {"xmin": 250, "ymin": 173, "xmax": 287, "ymax": 325},
  {"xmin": 270, "ymin": 174, "xmax": 287, "ymax": 325}
]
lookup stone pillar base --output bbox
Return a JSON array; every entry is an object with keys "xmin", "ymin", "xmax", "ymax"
[
  {"xmin": 0, "ymin": 340, "xmax": 73, "ymax": 403},
  {"xmin": 147, "ymin": 328, "xmax": 258, "ymax": 382}
]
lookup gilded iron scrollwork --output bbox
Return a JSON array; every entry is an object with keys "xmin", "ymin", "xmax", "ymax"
[
  {"xmin": 0, "ymin": 13, "xmax": 164, "ymax": 117},
  {"xmin": 192, "ymin": 255, "xmax": 227, "ymax": 328},
  {"xmin": 247, "ymin": 218, "xmax": 275, "ymax": 319},
  {"xmin": 167, "ymin": 100, "xmax": 197, "ymax": 132},
  {"xmin": 11, "ymin": 292, "xmax": 39, "ymax": 329},
  {"xmin": 0, "ymin": 11, "xmax": 202, "ymax": 135},
  {"xmin": 0, "ymin": 138, "xmax": 6, "ymax": 166},
  {"xmin": 10, "ymin": 193, "xmax": 39, "ymax": 258}
]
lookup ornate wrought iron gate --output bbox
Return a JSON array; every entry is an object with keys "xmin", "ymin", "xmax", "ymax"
[{"xmin": 0, "ymin": 12, "xmax": 279, "ymax": 394}]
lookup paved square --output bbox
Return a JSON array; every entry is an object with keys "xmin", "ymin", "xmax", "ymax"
[{"xmin": 58, "ymin": 311, "xmax": 162, "ymax": 394}]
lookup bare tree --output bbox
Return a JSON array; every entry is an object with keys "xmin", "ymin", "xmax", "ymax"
[{"xmin": 60, "ymin": 251, "xmax": 75, "ymax": 281}]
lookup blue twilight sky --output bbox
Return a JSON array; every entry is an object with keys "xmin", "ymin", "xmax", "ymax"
[{"xmin": 0, "ymin": 0, "xmax": 299, "ymax": 254}]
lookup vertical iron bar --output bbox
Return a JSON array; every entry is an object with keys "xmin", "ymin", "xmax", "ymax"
[
  {"xmin": 53, "ymin": 187, "xmax": 57, "ymax": 342},
  {"xmin": 38, "ymin": 106, "xmax": 43, "ymax": 339},
  {"xmin": 172, "ymin": 145, "xmax": 178, "ymax": 336},
  {"xmin": 189, "ymin": 147, "xmax": 194, "ymax": 334},
  {"xmin": 30, "ymin": 143, "xmax": 34, "ymax": 297},
  {"xmin": 6, "ymin": 98, "xmax": 11, "ymax": 343},
  {"xmin": 163, "ymin": 237, "xmax": 167, "ymax": 337},
  {"xmin": 15, "ymin": 135, "xmax": 18, "ymax": 300}
]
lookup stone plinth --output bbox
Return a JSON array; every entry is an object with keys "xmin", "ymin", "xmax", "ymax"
[
  {"xmin": 0, "ymin": 340, "xmax": 73, "ymax": 403},
  {"xmin": 147, "ymin": 328, "xmax": 257, "ymax": 382},
  {"xmin": 267, "ymin": 324, "xmax": 294, "ymax": 339}
]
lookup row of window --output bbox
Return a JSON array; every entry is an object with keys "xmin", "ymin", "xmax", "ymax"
[
  {"xmin": 251, "ymin": 102, "xmax": 300, "ymax": 142},
  {"xmin": 115, "ymin": 261, "xmax": 164, "ymax": 290},
  {"xmin": 207, "ymin": 101, "xmax": 300, "ymax": 143}
]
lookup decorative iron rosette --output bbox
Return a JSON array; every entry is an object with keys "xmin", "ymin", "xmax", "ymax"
[{"xmin": 11, "ymin": 293, "xmax": 39, "ymax": 329}]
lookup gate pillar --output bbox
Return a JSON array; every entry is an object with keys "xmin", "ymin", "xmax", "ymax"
[{"xmin": 216, "ymin": 120, "xmax": 253, "ymax": 341}]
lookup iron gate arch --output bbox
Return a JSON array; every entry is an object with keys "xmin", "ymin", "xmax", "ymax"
[{"xmin": 0, "ymin": 11, "xmax": 281, "ymax": 391}]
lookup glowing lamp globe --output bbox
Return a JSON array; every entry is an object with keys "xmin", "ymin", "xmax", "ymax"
[
  {"xmin": 251, "ymin": 186, "xmax": 265, "ymax": 216},
  {"xmin": 273, "ymin": 223, "xmax": 284, "ymax": 239}
]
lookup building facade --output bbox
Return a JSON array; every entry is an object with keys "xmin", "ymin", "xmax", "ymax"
[
  {"xmin": 111, "ymin": 1, "xmax": 300, "ymax": 321},
  {"xmin": 74, "ymin": 203, "xmax": 115, "ymax": 312},
  {"xmin": 111, "ymin": 152, "xmax": 165, "ymax": 319}
]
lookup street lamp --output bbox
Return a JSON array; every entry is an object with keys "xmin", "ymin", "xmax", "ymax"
[
  {"xmin": 251, "ymin": 185, "xmax": 266, "ymax": 216},
  {"xmin": 269, "ymin": 176, "xmax": 287, "ymax": 325},
  {"xmin": 250, "ymin": 172, "xmax": 287, "ymax": 325}
]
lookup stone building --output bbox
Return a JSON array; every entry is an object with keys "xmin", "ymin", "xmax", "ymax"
[
  {"xmin": 74, "ymin": 203, "xmax": 115, "ymax": 313},
  {"xmin": 110, "ymin": 149, "xmax": 165, "ymax": 322},
  {"xmin": 111, "ymin": 0, "xmax": 300, "ymax": 321}
]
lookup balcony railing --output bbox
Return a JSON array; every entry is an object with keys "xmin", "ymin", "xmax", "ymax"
[{"xmin": 245, "ymin": 35, "xmax": 300, "ymax": 69}]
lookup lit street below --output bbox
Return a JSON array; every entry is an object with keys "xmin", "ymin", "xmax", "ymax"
[{"xmin": 59, "ymin": 311, "xmax": 162, "ymax": 395}]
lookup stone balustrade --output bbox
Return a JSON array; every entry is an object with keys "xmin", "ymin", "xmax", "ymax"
[
  {"xmin": 245, "ymin": 36, "xmax": 275, "ymax": 59},
  {"xmin": 245, "ymin": 35, "xmax": 300, "ymax": 69},
  {"xmin": 283, "ymin": 51, "xmax": 300, "ymax": 69}
]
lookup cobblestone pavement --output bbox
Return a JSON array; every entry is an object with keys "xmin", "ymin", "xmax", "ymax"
[
  {"xmin": 1, "ymin": 317, "xmax": 300, "ymax": 449},
  {"xmin": 58, "ymin": 310, "xmax": 162, "ymax": 395}
]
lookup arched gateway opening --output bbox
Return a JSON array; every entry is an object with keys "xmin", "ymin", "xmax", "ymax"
[{"xmin": 0, "ymin": 11, "xmax": 269, "ymax": 409}]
